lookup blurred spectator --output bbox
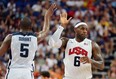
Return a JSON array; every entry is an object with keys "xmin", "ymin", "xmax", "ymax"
[
  {"xmin": 38, "ymin": 71, "xmax": 50, "ymax": 79},
  {"xmin": 46, "ymin": 53, "xmax": 57, "ymax": 68},
  {"xmin": 7, "ymin": 0, "xmax": 16, "ymax": 12},
  {"xmin": 32, "ymin": 1, "xmax": 42, "ymax": 12},
  {"xmin": 108, "ymin": 59, "xmax": 116, "ymax": 79}
]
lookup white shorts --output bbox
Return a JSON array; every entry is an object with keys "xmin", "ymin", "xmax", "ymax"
[{"xmin": 5, "ymin": 68, "xmax": 34, "ymax": 79}]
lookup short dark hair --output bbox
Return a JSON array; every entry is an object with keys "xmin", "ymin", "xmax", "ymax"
[
  {"xmin": 20, "ymin": 17, "xmax": 31, "ymax": 29},
  {"xmin": 40, "ymin": 71, "xmax": 50, "ymax": 78}
]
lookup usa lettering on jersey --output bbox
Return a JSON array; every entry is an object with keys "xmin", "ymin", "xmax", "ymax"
[{"xmin": 69, "ymin": 47, "xmax": 88, "ymax": 56}]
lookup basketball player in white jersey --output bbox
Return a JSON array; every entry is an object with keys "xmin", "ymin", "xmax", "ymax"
[
  {"xmin": 48, "ymin": 12, "xmax": 104, "ymax": 79},
  {"xmin": 0, "ymin": 4, "xmax": 56, "ymax": 79}
]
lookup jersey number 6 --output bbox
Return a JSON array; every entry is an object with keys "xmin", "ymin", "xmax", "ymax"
[
  {"xmin": 20, "ymin": 43, "xmax": 29, "ymax": 57},
  {"xmin": 74, "ymin": 56, "xmax": 80, "ymax": 67}
]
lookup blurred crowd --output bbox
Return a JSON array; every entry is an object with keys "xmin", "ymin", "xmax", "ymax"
[{"xmin": 0, "ymin": 0, "xmax": 116, "ymax": 79}]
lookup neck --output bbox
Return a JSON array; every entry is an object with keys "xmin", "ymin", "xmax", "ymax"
[
  {"xmin": 75, "ymin": 36, "xmax": 85, "ymax": 42},
  {"xmin": 20, "ymin": 29, "xmax": 31, "ymax": 33}
]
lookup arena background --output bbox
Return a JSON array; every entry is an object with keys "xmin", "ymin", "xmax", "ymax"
[{"xmin": 0, "ymin": 0, "xmax": 116, "ymax": 79}]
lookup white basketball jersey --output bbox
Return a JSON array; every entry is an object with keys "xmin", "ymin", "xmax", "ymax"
[
  {"xmin": 8, "ymin": 32, "xmax": 37, "ymax": 71},
  {"xmin": 63, "ymin": 38, "xmax": 92, "ymax": 79}
]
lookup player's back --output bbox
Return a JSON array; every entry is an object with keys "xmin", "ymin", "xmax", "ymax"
[
  {"xmin": 8, "ymin": 32, "xmax": 37, "ymax": 71},
  {"xmin": 63, "ymin": 38, "xmax": 92, "ymax": 79}
]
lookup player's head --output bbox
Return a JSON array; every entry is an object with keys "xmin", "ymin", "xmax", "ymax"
[
  {"xmin": 20, "ymin": 17, "xmax": 31, "ymax": 30},
  {"xmin": 74, "ymin": 22, "xmax": 88, "ymax": 41},
  {"xmin": 40, "ymin": 71, "xmax": 50, "ymax": 79}
]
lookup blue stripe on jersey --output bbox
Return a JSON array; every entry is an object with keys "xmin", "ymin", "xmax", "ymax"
[
  {"xmin": 7, "ymin": 61, "xmax": 11, "ymax": 69},
  {"xmin": 12, "ymin": 32, "xmax": 37, "ymax": 37},
  {"xmin": 7, "ymin": 49, "xmax": 12, "ymax": 69},
  {"xmin": 8, "ymin": 49, "xmax": 12, "ymax": 60},
  {"xmin": 6, "ymin": 69, "xmax": 10, "ymax": 79}
]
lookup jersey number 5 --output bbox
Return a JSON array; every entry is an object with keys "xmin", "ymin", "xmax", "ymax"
[
  {"xmin": 74, "ymin": 56, "xmax": 80, "ymax": 66},
  {"xmin": 20, "ymin": 43, "xmax": 29, "ymax": 57}
]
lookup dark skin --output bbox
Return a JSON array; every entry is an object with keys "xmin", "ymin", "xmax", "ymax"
[
  {"xmin": 0, "ymin": 4, "xmax": 56, "ymax": 56},
  {"xmin": 60, "ymin": 12, "xmax": 104, "ymax": 70}
]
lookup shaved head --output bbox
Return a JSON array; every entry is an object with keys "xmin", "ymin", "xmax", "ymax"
[{"xmin": 20, "ymin": 17, "xmax": 31, "ymax": 30}]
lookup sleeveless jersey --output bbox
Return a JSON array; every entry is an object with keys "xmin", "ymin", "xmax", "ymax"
[
  {"xmin": 8, "ymin": 32, "xmax": 37, "ymax": 71},
  {"xmin": 63, "ymin": 38, "xmax": 92, "ymax": 79}
]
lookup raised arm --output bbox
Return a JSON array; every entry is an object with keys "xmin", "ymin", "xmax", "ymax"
[
  {"xmin": 0, "ymin": 34, "xmax": 11, "ymax": 56},
  {"xmin": 37, "ymin": 3, "xmax": 56, "ymax": 43},
  {"xmin": 48, "ymin": 12, "xmax": 72, "ymax": 48}
]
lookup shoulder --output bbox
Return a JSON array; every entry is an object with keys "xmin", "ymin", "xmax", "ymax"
[
  {"xmin": 5, "ymin": 34, "xmax": 12, "ymax": 40},
  {"xmin": 92, "ymin": 41, "xmax": 100, "ymax": 50},
  {"xmin": 3, "ymin": 34, "xmax": 12, "ymax": 44},
  {"xmin": 61, "ymin": 37, "xmax": 70, "ymax": 44},
  {"xmin": 60, "ymin": 37, "xmax": 69, "ymax": 48},
  {"xmin": 61, "ymin": 37, "xmax": 69, "ymax": 41},
  {"xmin": 84, "ymin": 38, "xmax": 92, "ymax": 44}
]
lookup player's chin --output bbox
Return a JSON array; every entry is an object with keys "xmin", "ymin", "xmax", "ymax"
[
  {"xmin": 81, "ymin": 36, "xmax": 87, "ymax": 40},
  {"xmin": 81, "ymin": 34, "xmax": 87, "ymax": 38}
]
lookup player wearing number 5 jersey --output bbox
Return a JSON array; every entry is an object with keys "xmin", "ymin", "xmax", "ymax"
[
  {"xmin": 0, "ymin": 4, "xmax": 56, "ymax": 79},
  {"xmin": 48, "ymin": 12, "xmax": 104, "ymax": 79}
]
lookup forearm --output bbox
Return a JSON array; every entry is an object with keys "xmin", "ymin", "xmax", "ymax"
[
  {"xmin": 49, "ymin": 26, "xmax": 64, "ymax": 48},
  {"xmin": 37, "ymin": 16, "xmax": 50, "ymax": 41},
  {"xmin": 42, "ymin": 15, "xmax": 50, "ymax": 33},
  {"xmin": 0, "ymin": 45, "xmax": 9, "ymax": 56},
  {"xmin": 91, "ymin": 59, "xmax": 104, "ymax": 70}
]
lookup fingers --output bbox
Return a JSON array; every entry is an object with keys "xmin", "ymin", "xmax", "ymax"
[
  {"xmin": 46, "ymin": 3, "xmax": 57, "ymax": 17},
  {"xmin": 49, "ymin": 3, "xmax": 57, "ymax": 11},
  {"xmin": 52, "ymin": 3, "xmax": 57, "ymax": 10},
  {"xmin": 60, "ymin": 12, "xmax": 67, "ymax": 18},
  {"xmin": 64, "ymin": 12, "xmax": 67, "ymax": 18},
  {"xmin": 80, "ymin": 57, "xmax": 90, "ymax": 64},
  {"xmin": 60, "ymin": 12, "xmax": 72, "ymax": 20},
  {"xmin": 60, "ymin": 14, "xmax": 62, "ymax": 19},
  {"xmin": 60, "ymin": 12, "xmax": 72, "ymax": 27},
  {"xmin": 68, "ymin": 17, "xmax": 72, "ymax": 22}
]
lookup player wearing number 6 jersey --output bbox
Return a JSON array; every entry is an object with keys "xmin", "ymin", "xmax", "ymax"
[
  {"xmin": 0, "ymin": 4, "xmax": 56, "ymax": 79},
  {"xmin": 48, "ymin": 12, "xmax": 104, "ymax": 79}
]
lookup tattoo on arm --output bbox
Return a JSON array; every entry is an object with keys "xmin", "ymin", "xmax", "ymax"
[
  {"xmin": 61, "ymin": 37, "xmax": 68, "ymax": 49},
  {"xmin": 91, "ymin": 42, "xmax": 104, "ymax": 70}
]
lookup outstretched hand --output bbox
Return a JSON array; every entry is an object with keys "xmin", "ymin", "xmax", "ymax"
[
  {"xmin": 45, "ymin": 3, "xmax": 57, "ymax": 18},
  {"xmin": 60, "ymin": 12, "xmax": 72, "ymax": 28}
]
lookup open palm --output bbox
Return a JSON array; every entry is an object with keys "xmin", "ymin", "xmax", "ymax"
[
  {"xmin": 60, "ymin": 12, "xmax": 72, "ymax": 28},
  {"xmin": 45, "ymin": 3, "xmax": 56, "ymax": 18}
]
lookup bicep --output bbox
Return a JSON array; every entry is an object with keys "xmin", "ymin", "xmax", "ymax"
[
  {"xmin": 0, "ymin": 34, "xmax": 11, "ymax": 56},
  {"xmin": 61, "ymin": 37, "xmax": 68, "ymax": 48},
  {"xmin": 92, "ymin": 42, "xmax": 103, "ymax": 61}
]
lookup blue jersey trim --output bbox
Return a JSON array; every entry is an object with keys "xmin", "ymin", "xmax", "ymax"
[
  {"xmin": 12, "ymin": 32, "xmax": 37, "ymax": 37},
  {"xmin": 5, "ymin": 69, "xmax": 10, "ymax": 79}
]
